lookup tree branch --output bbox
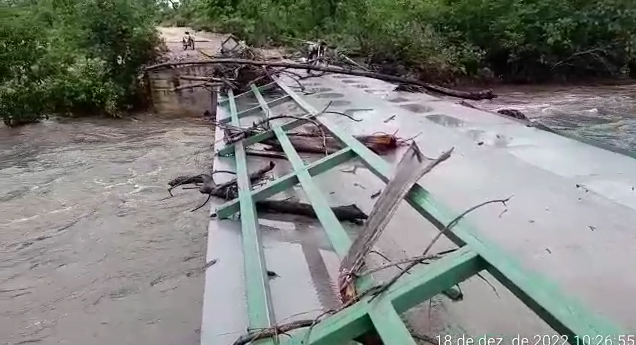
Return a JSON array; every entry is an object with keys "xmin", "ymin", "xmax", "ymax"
[{"xmin": 146, "ymin": 58, "xmax": 497, "ymax": 100}]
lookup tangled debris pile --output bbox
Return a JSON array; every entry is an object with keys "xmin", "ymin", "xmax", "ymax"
[
  {"xmin": 173, "ymin": 35, "xmax": 275, "ymax": 94},
  {"xmin": 212, "ymin": 102, "xmax": 411, "ymax": 157},
  {"xmin": 160, "ymin": 36, "xmax": 440, "ymax": 222},
  {"xmin": 148, "ymin": 34, "xmax": 497, "ymax": 100},
  {"xmin": 159, "ymin": 35, "xmax": 497, "ymax": 226},
  {"xmin": 166, "ymin": 97, "xmax": 416, "ymax": 221},
  {"xmin": 206, "ymin": 143, "xmax": 511, "ymax": 345}
]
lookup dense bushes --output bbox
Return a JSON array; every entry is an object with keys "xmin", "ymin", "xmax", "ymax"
[
  {"xmin": 436, "ymin": 0, "xmax": 636, "ymax": 81},
  {"xmin": 163, "ymin": 0, "xmax": 636, "ymax": 83},
  {"xmin": 5, "ymin": 0, "xmax": 633, "ymax": 127},
  {"xmin": 0, "ymin": 0, "xmax": 162, "ymax": 126}
]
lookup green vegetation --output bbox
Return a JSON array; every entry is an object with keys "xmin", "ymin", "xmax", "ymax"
[
  {"xmin": 161, "ymin": 0, "xmax": 636, "ymax": 83},
  {"xmin": 0, "ymin": 0, "xmax": 162, "ymax": 127},
  {"xmin": 3, "ymin": 0, "xmax": 635, "ymax": 127}
]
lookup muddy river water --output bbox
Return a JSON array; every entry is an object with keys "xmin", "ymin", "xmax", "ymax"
[
  {"xmin": 480, "ymin": 83, "xmax": 636, "ymax": 153},
  {"xmin": 1, "ymin": 81, "xmax": 635, "ymax": 345},
  {"xmin": 0, "ymin": 115, "xmax": 214, "ymax": 345}
]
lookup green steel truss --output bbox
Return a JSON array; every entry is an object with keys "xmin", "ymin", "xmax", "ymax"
[{"xmin": 213, "ymin": 78, "xmax": 622, "ymax": 345}]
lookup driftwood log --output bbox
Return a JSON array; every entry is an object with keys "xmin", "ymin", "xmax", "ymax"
[
  {"xmin": 201, "ymin": 161, "xmax": 276, "ymax": 195},
  {"xmin": 170, "ymin": 162, "xmax": 368, "ymax": 222},
  {"xmin": 262, "ymin": 133, "xmax": 399, "ymax": 155},
  {"xmin": 145, "ymin": 58, "xmax": 496, "ymax": 100},
  {"xmin": 457, "ymin": 103, "xmax": 557, "ymax": 133},
  {"xmin": 497, "ymin": 108, "xmax": 528, "ymax": 121},
  {"xmin": 208, "ymin": 182, "xmax": 368, "ymax": 223},
  {"xmin": 394, "ymin": 83, "xmax": 426, "ymax": 93},
  {"xmin": 221, "ymin": 125, "xmax": 400, "ymax": 155},
  {"xmin": 167, "ymin": 162, "xmax": 276, "ymax": 198},
  {"xmin": 255, "ymin": 200, "xmax": 367, "ymax": 222}
]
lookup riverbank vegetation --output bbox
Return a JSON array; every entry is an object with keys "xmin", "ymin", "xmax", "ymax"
[
  {"xmin": 1, "ymin": 0, "xmax": 162, "ymax": 127},
  {"xmin": 160, "ymin": 0, "xmax": 636, "ymax": 84}
]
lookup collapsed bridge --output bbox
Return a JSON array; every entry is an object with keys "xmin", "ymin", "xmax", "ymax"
[{"xmin": 145, "ymin": 40, "xmax": 633, "ymax": 344}]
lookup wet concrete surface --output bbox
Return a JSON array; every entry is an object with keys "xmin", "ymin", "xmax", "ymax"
[
  {"xmin": 203, "ymin": 73, "xmax": 636, "ymax": 343},
  {"xmin": 0, "ymin": 116, "xmax": 214, "ymax": 345},
  {"xmin": 310, "ymin": 75, "xmax": 636, "ymax": 333}
]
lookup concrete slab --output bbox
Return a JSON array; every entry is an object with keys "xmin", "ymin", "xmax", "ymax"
[{"xmin": 201, "ymin": 74, "xmax": 636, "ymax": 343}]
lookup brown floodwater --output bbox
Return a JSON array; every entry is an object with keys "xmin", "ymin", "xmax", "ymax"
[
  {"xmin": 0, "ymin": 114, "xmax": 214, "ymax": 345},
  {"xmin": 476, "ymin": 83, "xmax": 636, "ymax": 153}
]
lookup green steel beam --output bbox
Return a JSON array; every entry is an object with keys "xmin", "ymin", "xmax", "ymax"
[
  {"xmin": 250, "ymin": 84, "xmax": 353, "ymax": 255},
  {"xmin": 215, "ymin": 147, "xmax": 356, "ymax": 218},
  {"xmin": 218, "ymin": 94, "xmax": 292, "ymax": 124},
  {"xmin": 369, "ymin": 300, "xmax": 418, "ymax": 345},
  {"xmin": 273, "ymin": 77, "xmax": 623, "ymax": 339},
  {"xmin": 370, "ymin": 248, "xmax": 483, "ymax": 345},
  {"xmin": 219, "ymin": 82, "xmax": 278, "ymax": 104},
  {"xmin": 249, "ymin": 84, "xmax": 375, "ymax": 295},
  {"xmin": 281, "ymin": 247, "xmax": 482, "ymax": 345},
  {"xmin": 226, "ymin": 90, "xmax": 276, "ymax": 341},
  {"xmin": 386, "ymin": 248, "xmax": 484, "ymax": 312},
  {"xmin": 287, "ymin": 299, "xmax": 372, "ymax": 345}
]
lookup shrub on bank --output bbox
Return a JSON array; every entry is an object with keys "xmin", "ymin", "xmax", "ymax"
[{"xmin": 0, "ymin": 0, "xmax": 162, "ymax": 127}]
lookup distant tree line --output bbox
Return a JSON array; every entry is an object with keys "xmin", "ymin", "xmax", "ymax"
[{"xmin": 161, "ymin": 0, "xmax": 636, "ymax": 83}]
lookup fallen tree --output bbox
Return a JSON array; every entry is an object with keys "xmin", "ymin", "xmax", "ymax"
[{"xmin": 146, "ymin": 58, "xmax": 497, "ymax": 100}]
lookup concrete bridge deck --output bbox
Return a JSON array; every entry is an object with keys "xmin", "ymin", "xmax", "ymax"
[{"xmin": 201, "ymin": 73, "xmax": 636, "ymax": 343}]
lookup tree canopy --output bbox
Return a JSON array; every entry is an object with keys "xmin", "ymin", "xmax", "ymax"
[
  {"xmin": 0, "ymin": 0, "xmax": 162, "ymax": 126},
  {"xmin": 162, "ymin": 0, "xmax": 636, "ymax": 83}
]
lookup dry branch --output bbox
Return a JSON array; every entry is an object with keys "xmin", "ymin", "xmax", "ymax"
[
  {"xmin": 200, "ymin": 161, "xmax": 276, "ymax": 196},
  {"xmin": 145, "ymin": 58, "xmax": 497, "ymax": 100},
  {"xmin": 208, "ymin": 184, "xmax": 368, "ymax": 223},
  {"xmin": 245, "ymin": 149, "xmax": 288, "ymax": 160},
  {"xmin": 179, "ymin": 75, "xmax": 228, "ymax": 82},
  {"xmin": 359, "ymin": 248, "xmax": 458, "ymax": 277},
  {"xmin": 338, "ymin": 144, "xmax": 453, "ymax": 303},
  {"xmin": 371, "ymin": 196, "xmax": 512, "ymax": 299},
  {"xmin": 179, "ymin": 75, "xmax": 237, "ymax": 90},
  {"xmin": 172, "ymin": 81, "xmax": 222, "ymax": 91},
  {"xmin": 232, "ymin": 319, "xmax": 315, "ymax": 345}
]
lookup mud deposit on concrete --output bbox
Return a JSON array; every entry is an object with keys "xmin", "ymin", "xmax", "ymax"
[{"xmin": 0, "ymin": 115, "xmax": 213, "ymax": 345}]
